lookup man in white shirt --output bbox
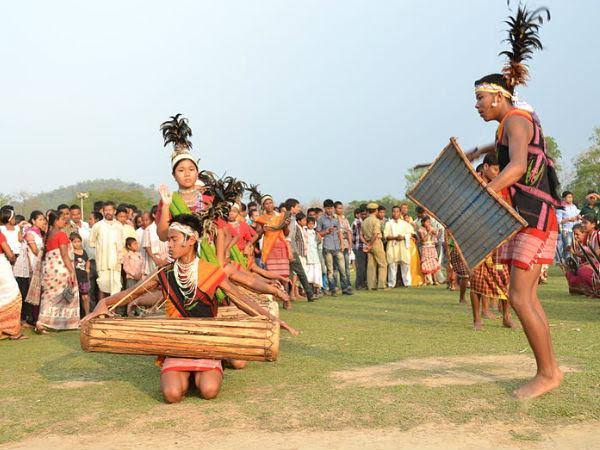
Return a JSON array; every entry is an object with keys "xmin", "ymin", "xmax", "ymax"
[
  {"xmin": 384, "ymin": 206, "xmax": 416, "ymax": 288},
  {"xmin": 89, "ymin": 201, "xmax": 125, "ymax": 298},
  {"xmin": 555, "ymin": 191, "xmax": 580, "ymax": 259},
  {"xmin": 142, "ymin": 206, "xmax": 169, "ymax": 276}
]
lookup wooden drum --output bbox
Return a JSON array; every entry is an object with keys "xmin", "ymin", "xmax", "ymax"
[
  {"xmin": 408, "ymin": 138, "xmax": 527, "ymax": 270},
  {"xmin": 80, "ymin": 316, "xmax": 280, "ymax": 362}
]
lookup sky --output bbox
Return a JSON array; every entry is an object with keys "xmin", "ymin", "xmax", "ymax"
[{"xmin": 1, "ymin": 0, "xmax": 598, "ymax": 203}]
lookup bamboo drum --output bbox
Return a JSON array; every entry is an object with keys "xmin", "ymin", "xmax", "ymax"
[
  {"xmin": 408, "ymin": 138, "xmax": 528, "ymax": 270},
  {"xmin": 80, "ymin": 316, "xmax": 280, "ymax": 362},
  {"xmin": 217, "ymin": 300, "xmax": 279, "ymax": 319}
]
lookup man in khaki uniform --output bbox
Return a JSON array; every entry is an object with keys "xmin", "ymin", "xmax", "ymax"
[{"xmin": 361, "ymin": 203, "xmax": 387, "ymax": 290}]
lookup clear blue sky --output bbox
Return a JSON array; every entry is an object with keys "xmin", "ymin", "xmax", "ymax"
[{"xmin": 1, "ymin": 0, "xmax": 598, "ymax": 202}]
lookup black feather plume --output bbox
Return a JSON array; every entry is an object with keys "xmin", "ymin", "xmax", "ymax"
[
  {"xmin": 500, "ymin": 4, "xmax": 550, "ymax": 88},
  {"xmin": 196, "ymin": 172, "xmax": 247, "ymax": 220},
  {"xmin": 246, "ymin": 184, "xmax": 263, "ymax": 205},
  {"xmin": 160, "ymin": 114, "xmax": 193, "ymax": 150}
]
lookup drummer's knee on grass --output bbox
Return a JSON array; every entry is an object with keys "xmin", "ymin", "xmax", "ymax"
[
  {"xmin": 196, "ymin": 371, "xmax": 222, "ymax": 400},
  {"xmin": 227, "ymin": 359, "xmax": 247, "ymax": 370},
  {"xmin": 160, "ymin": 371, "xmax": 189, "ymax": 404},
  {"xmin": 162, "ymin": 385, "xmax": 185, "ymax": 404}
]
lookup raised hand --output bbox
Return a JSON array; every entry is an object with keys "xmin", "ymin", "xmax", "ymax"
[{"xmin": 158, "ymin": 184, "xmax": 173, "ymax": 206}]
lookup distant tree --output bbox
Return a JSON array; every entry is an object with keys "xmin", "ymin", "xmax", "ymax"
[
  {"xmin": 69, "ymin": 188, "xmax": 157, "ymax": 216},
  {"xmin": 404, "ymin": 167, "xmax": 427, "ymax": 194},
  {"xmin": 544, "ymin": 136, "xmax": 562, "ymax": 176},
  {"xmin": 567, "ymin": 126, "xmax": 600, "ymax": 202},
  {"xmin": 0, "ymin": 193, "xmax": 13, "ymax": 207},
  {"xmin": 11, "ymin": 179, "xmax": 158, "ymax": 216},
  {"xmin": 347, "ymin": 195, "xmax": 416, "ymax": 219}
]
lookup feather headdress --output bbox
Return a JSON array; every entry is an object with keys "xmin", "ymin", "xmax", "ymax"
[
  {"xmin": 195, "ymin": 171, "xmax": 247, "ymax": 222},
  {"xmin": 160, "ymin": 114, "xmax": 197, "ymax": 170},
  {"xmin": 500, "ymin": 4, "xmax": 550, "ymax": 89},
  {"xmin": 246, "ymin": 184, "xmax": 263, "ymax": 206}
]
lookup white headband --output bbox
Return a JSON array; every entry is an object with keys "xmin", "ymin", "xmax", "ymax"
[{"xmin": 169, "ymin": 222, "xmax": 199, "ymax": 240}]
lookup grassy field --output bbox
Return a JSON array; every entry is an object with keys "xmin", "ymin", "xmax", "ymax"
[{"xmin": 1, "ymin": 269, "xmax": 599, "ymax": 445}]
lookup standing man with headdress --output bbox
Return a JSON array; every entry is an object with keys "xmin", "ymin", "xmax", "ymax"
[{"xmin": 469, "ymin": 4, "xmax": 562, "ymax": 399}]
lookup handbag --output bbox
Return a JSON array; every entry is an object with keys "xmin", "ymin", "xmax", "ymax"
[{"xmin": 62, "ymin": 285, "xmax": 76, "ymax": 303}]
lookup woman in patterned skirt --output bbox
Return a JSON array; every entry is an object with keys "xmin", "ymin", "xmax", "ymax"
[{"xmin": 36, "ymin": 210, "xmax": 79, "ymax": 333}]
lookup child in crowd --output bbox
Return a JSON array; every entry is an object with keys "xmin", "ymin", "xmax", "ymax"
[
  {"xmin": 70, "ymin": 232, "xmax": 91, "ymax": 316},
  {"xmin": 305, "ymin": 216, "xmax": 323, "ymax": 297},
  {"xmin": 122, "ymin": 237, "xmax": 144, "ymax": 289}
]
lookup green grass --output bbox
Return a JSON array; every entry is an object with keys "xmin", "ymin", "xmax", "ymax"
[{"xmin": 1, "ymin": 269, "xmax": 599, "ymax": 443}]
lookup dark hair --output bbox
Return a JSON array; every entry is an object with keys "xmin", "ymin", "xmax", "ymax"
[
  {"xmin": 93, "ymin": 201, "xmax": 104, "ymax": 212},
  {"xmin": 378, "ymin": 205, "xmax": 387, "ymax": 211},
  {"xmin": 117, "ymin": 203, "xmax": 128, "ymax": 211},
  {"xmin": 474, "ymin": 73, "xmax": 514, "ymax": 97},
  {"xmin": 572, "ymin": 224, "xmax": 582, "ymax": 232},
  {"xmin": 475, "ymin": 163, "xmax": 484, "ymax": 173},
  {"xmin": 0, "ymin": 206, "xmax": 14, "ymax": 225},
  {"xmin": 392, "ymin": 205, "xmax": 401, "ymax": 211},
  {"xmin": 15, "ymin": 214, "xmax": 25, "ymax": 223},
  {"xmin": 307, "ymin": 216, "xmax": 316, "ymax": 224},
  {"xmin": 307, "ymin": 208, "xmax": 315, "ymax": 215},
  {"xmin": 278, "ymin": 203, "xmax": 286, "ymax": 211},
  {"xmin": 561, "ymin": 191, "xmax": 573, "ymax": 198},
  {"xmin": 91, "ymin": 211, "xmax": 104, "ymax": 222},
  {"xmin": 483, "ymin": 153, "xmax": 499, "ymax": 166},
  {"xmin": 116, "ymin": 205, "xmax": 128, "ymax": 215},
  {"xmin": 314, "ymin": 207, "xmax": 323, "ymax": 213},
  {"xmin": 240, "ymin": 202, "xmax": 247, "ymax": 212},
  {"xmin": 69, "ymin": 232, "xmax": 82, "ymax": 241},
  {"xmin": 247, "ymin": 201, "xmax": 258, "ymax": 210},
  {"xmin": 334, "ymin": 201, "xmax": 343, "ymax": 208},
  {"xmin": 323, "ymin": 199, "xmax": 334, "ymax": 208},
  {"xmin": 296, "ymin": 212, "xmax": 306, "ymax": 221},
  {"xmin": 284, "ymin": 198, "xmax": 300, "ymax": 210},
  {"xmin": 415, "ymin": 206, "xmax": 424, "ymax": 214},
  {"xmin": 69, "ymin": 204, "xmax": 81, "ymax": 211},
  {"xmin": 354, "ymin": 208, "xmax": 361, "ymax": 216},
  {"xmin": 125, "ymin": 237, "xmax": 137, "ymax": 249},
  {"xmin": 103, "ymin": 201, "xmax": 116, "ymax": 209},
  {"xmin": 29, "ymin": 210, "xmax": 44, "ymax": 223},
  {"xmin": 150, "ymin": 205, "xmax": 158, "ymax": 217},
  {"xmin": 581, "ymin": 215, "xmax": 598, "ymax": 226},
  {"xmin": 57, "ymin": 204, "xmax": 69, "ymax": 211},
  {"xmin": 170, "ymin": 214, "xmax": 202, "ymax": 251},
  {"xmin": 47, "ymin": 210, "xmax": 60, "ymax": 228},
  {"xmin": 421, "ymin": 215, "xmax": 431, "ymax": 224}
]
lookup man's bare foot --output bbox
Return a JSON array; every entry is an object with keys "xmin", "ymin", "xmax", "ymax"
[
  {"xmin": 502, "ymin": 318, "xmax": 518, "ymax": 329},
  {"xmin": 513, "ymin": 370, "xmax": 564, "ymax": 400},
  {"xmin": 459, "ymin": 298, "xmax": 466, "ymax": 304},
  {"xmin": 473, "ymin": 320, "xmax": 483, "ymax": 331}
]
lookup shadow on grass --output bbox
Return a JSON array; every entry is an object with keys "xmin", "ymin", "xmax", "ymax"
[{"xmin": 36, "ymin": 330, "xmax": 163, "ymax": 401}]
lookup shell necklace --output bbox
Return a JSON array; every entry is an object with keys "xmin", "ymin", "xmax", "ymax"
[{"xmin": 174, "ymin": 257, "xmax": 199, "ymax": 302}]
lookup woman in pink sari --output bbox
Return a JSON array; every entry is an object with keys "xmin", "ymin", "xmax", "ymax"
[{"xmin": 565, "ymin": 219, "xmax": 600, "ymax": 297}]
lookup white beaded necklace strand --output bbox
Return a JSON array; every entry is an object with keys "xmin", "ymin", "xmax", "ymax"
[{"xmin": 174, "ymin": 257, "xmax": 199, "ymax": 300}]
